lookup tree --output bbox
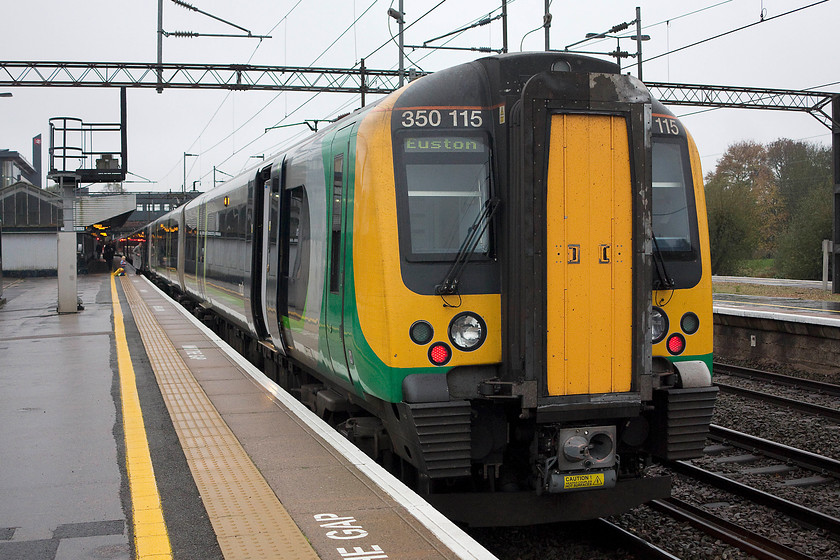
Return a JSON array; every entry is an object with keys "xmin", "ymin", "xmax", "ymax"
[
  {"xmin": 704, "ymin": 141, "xmax": 783, "ymax": 259},
  {"xmin": 775, "ymin": 187, "xmax": 832, "ymax": 279},
  {"xmin": 703, "ymin": 138, "xmax": 832, "ymax": 278},
  {"xmin": 767, "ymin": 139, "xmax": 832, "ymax": 216},
  {"xmin": 704, "ymin": 168, "xmax": 760, "ymax": 274},
  {"xmin": 769, "ymin": 139, "xmax": 833, "ymax": 279}
]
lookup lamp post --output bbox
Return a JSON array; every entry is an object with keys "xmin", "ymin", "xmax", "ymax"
[
  {"xmin": 387, "ymin": 3, "xmax": 405, "ymax": 87},
  {"xmin": 183, "ymin": 152, "xmax": 197, "ymax": 193}
]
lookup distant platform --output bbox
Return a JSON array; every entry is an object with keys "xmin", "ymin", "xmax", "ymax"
[
  {"xmin": 713, "ymin": 275, "xmax": 830, "ymax": 291},
  {"xmin": 712, "ymin": 275, "xmax": 840, "ymax": 327}
]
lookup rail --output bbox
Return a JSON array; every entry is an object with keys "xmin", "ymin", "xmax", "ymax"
[
  {"xmin": 649, "ymin": 497, "xmax": 814, "ymax": 560},
  {"xmin": 714, "ymin": 362, "xmax": 840, "ymax": 398},
  {"xmin": 715, "ymin": 382, "xmax": 840, "ymax": 422},
  {"xmin": 709, "ymin": 424, "xmax": 840, "ymax": 478},
  {"xmin": 593, "ymin": 519, "xmax": 680, "ymax": 560},
  {"xmin": 668, "ymin": 460, "xmax": 840, "ymax": 535}
]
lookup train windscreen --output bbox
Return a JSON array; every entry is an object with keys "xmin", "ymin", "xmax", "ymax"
[
  {"xmin": 652, "ymin": 140, "xmax": 697, "ymax": 257},
  {"xmin": 652, "ymin": 136, "xmax": 703, "ymax": 288},
  {"xmin": 398, "ymin": 135, "xmax": 492, "ymax": 258}
]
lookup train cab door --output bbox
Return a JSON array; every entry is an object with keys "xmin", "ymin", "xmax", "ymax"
[
  {"xmin": 508, "ymin": 72, "xmax": 652, "ymax": 404},
  {"xmin": 324, "ymin": 125, "xmax": 357, "ymax": 386},
  {"xmin": 261, "ymin": 158, "xmax": 286, "ymax": 352},
  {"xmin": 544, "ymin": 113, "xmax": 634, "ymax": 396}
]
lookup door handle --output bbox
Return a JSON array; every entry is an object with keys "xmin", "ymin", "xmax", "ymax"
[
  {"xmin": 568, "ymin": 244, "xmax": 580, "ymax": 264},
  {"xmin": 599, "ymin": 244, "xmax": 610, "ymax": 264}
]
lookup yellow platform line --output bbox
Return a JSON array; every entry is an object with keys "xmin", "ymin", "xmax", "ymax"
[
  {"xmin": 111, "ymin": 275, "xmax": 173, "ymax": 559},
  {"xmin": 120, "ymin": 276, "xmax": 319, "ymax": 560}
]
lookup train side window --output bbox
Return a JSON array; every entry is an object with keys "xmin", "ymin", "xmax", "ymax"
[
  {"xmin": 285, "ymin": 185, "xmax": 310, "ymax": 320},
  {"xmin": 329, "ymin": 154, "xmax": 344, "ymax": 293}
]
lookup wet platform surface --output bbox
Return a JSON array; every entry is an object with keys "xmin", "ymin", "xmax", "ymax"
[
  {"xmin": 0, "ymin": 276, "xmax": 132, "ymax": 559},
  {"xmin": 0, "ymin": 274, "xmax": 494, "ymax": 560}
]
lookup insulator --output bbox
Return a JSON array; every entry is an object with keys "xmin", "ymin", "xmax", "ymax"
[{"xmin": 171, "ymin": 0, "xmax": 197, "ymax": 11}]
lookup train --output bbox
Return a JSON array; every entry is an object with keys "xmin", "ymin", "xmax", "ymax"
[{"xmin": 134, "ymin": 52, "xmax": 717, "ymax": 526}]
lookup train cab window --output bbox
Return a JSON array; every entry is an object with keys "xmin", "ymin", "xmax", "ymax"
[
  {"xmin": 652, "ymin": 137, "xmax": 702, "ymax": 287},
  {"xmin": 652, "ymin": 141, "xmax": 693, "ymax": 252},
  {"xmin": 397, "ymin": 134, "xmax": 492, "ymax": 260}
]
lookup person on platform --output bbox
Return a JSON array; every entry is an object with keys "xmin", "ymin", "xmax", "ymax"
[{"xmin": 103, "ymin": 243, "xmax": 116, "ymax": 271}]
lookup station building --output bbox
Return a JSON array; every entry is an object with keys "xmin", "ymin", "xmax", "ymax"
[
  {"xmin": 0, "ymin": 180, "xmax": 199, "ymax": 276},
  {"xmin": 0, "ymin": 147, "xmax": 39, "ymax": 189}
]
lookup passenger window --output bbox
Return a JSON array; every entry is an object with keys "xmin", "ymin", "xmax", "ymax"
[
  {"xmin": 285, "ymin": 186, "xmax": 310, "ymax": 320},
  {"xmin": 329, "ymin": 155, "xmax": 344, "ymax": 293}
]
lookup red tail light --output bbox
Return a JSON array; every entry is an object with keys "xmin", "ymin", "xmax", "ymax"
[
  {"xmin": 667, "ymin": 334, "xmax": 686, "ymax": 355},
  {"xmin": 428, "ymin": 342, "xmax": 452, "ymax": 366}
]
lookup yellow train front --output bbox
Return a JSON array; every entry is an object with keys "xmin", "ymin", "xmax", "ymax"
[{"xmin": 349, "ymin": 52, "xmax": 716, "ymax": 525}]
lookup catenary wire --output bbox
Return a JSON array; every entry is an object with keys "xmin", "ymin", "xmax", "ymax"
[
  {"xmin": 644, "ymin": 0, "xmax": 829, "ymax": 64},
  {"xmin": 158, "ymin": 0, "xmax": 307, "ymax": 186}
]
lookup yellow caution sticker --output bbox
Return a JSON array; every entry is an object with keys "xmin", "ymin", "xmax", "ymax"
[{"xmin": 563, "ymin": 473, "xmax": 605, "ymax": 490}]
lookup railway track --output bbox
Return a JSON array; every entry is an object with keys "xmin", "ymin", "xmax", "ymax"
[
  {"xmin": 594, "ymin": 518, "xmax": 680, "ymax": 559},
  {"xmin": 641, "ymin": 365, "xmax": 840, "ymax": 559},
  {"xmin": 636, "ymin": 429, "xmax": 840, "ymax": 559},
  {"xmin": 713, "ymin": 362, "xmax": 840, "ymax": 397},
  {"xmin": 649, "ymin": 497, "xmax": 815, "ymax": 560},
  {"xmin": 713, "ymin": 362, "xmax": 840, "ymax": 421},
  {"xmin": 713, "ymin": 382, "xmax": 840, "ymax": 420},
  {"xmin": 708, "ymin": 424, "xmax": 840, "ymax": 478},
  {"xmin": 668, "ymin": 459, "xmax": 840, "ymax": 535}
]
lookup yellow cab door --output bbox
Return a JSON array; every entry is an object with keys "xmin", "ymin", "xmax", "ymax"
[{"xmin": 545, "ymin": 114, "xmax": 633, "ymax": 396}]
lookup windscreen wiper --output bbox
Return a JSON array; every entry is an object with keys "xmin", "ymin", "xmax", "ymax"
[
  {"xmin": 435, "ymin": 197, "xmax": 500, "ymax": 296},
  {"xmin": 652, "ymin": 234, "xmax": 674, "ymax": 290}
]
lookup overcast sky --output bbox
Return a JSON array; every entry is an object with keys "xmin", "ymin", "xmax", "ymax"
[{"xmin": 2, "ymin": 0, "xmax": 837, "ymax": 192}]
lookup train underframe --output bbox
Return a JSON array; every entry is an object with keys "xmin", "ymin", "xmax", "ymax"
[{"xmin": 149, "ymin": 279, "xmax": 718, "ymax": 526}]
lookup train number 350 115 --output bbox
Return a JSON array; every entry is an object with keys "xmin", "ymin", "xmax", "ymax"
[{"xmin": 401, "ymin": 109, "xmax": 483, "ymax": 128}]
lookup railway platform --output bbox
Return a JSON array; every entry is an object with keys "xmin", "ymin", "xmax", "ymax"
[
  {"xmin": 711, "ymin": 277, "xmax": 840, "ymax": 375},
  {"xmin": 712, "ymin": 274, "xmax": 840, "ymax": 327},
  {"xmin": 0, "ymin": 273, "xmax": 495, "ymax": 560}
]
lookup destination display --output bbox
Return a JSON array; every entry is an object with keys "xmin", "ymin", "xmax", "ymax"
[{"xmin": 403, "ymin": 136, "xmax": 486, "ymax": 154}]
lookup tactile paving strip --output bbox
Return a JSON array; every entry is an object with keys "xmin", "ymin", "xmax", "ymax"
[{"xmin": 121, "ymin": 277, "xmax": 318, "ymax": 560}]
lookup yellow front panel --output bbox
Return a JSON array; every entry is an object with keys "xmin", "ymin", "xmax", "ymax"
[
  {"xmin": 546, "ymin": 114, "xmax": 633, "ymax": 396},
  {"xmin": 353, "ymin": 98, "xmax": 502, "ymax": 370}
]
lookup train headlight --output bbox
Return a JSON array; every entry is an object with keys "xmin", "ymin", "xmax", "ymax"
[
  {"xmin": 448, "ymin": 312, "xmax": 486, "ymax": 351},
  {"xmin": 651, "ymin": 307, "xmax": 668, "ymax": 344}
]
